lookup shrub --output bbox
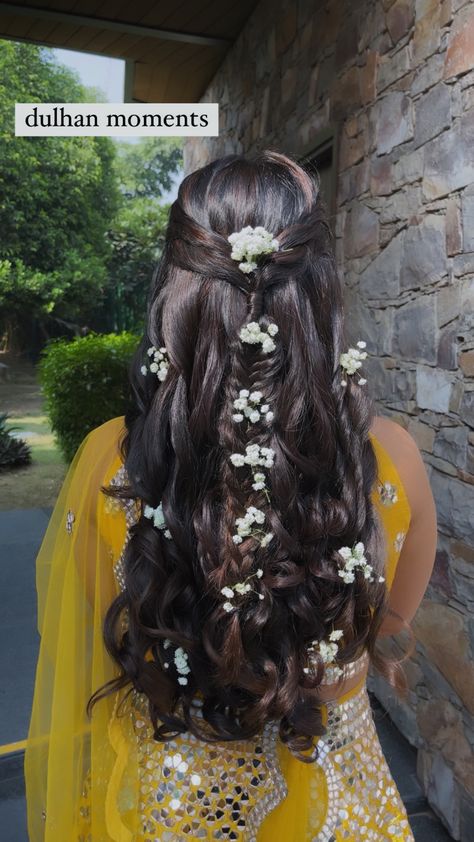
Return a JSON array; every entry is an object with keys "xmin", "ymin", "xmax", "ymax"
[
  {"xmin": 39, "ymin": 332, "xmax": 140, "ymax": 461},
  {"xmin": 0, "ymin": 413, "xmax": 32, "ymax": 471}
]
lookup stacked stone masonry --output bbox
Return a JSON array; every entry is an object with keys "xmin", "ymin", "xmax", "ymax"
[{"xmin": 183, "ymin": 1, "xmax": 474, "ymax": 838}]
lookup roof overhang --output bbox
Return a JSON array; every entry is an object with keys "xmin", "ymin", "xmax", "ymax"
[{"xmin": 0, "ymin": 0, "xmax": 258, "ymax": 102}]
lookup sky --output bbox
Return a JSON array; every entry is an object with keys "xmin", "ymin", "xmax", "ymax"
[{"xmin": 52, "ymin": 48, "xmax": 125, "ymax": 103}]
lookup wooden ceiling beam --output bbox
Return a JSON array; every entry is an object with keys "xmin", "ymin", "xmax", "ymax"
[{"xmin": 0, "ymin": 2, "xmax": 230, "ymax": 48}]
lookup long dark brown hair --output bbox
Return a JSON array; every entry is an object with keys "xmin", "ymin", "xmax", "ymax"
[{"xmin": 89, "ymin": 150, "xmax": 407, "ymax": 757}]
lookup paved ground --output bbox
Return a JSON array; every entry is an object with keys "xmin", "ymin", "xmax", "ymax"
[{"xmin": 0, "ymin": 509, "xmax": 453, "ymax": 842}]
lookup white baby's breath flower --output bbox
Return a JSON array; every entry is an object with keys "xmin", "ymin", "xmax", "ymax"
[
  {"xmin": 228, "ymin": 226, "xmax": 279, "ymax": 274},
  {"xmin": 260, "ymin": 532, "xmax": 273, "ymax": 548},
  {"xmin": 230, "ymin": 453, "xmax": 246, "ymax": 467},
  {"xmin": 336, "ymin": 541, "xmax": 377, "ymax": 583},
  {"xmin": 143, "ymin": 501, "xmax": 172, "ymax": 539},
  {"xmin": 261, "ymin": 337, "xmax": 276, "ymax": 354},
  {"xmin": 340, "ymin": 341, "xmax": 368, "ymax": 386},
  {"xmin": 143, "ymin": 345, "xmax": 170, "ymax": 382},
  {"xmin": 220, "ymin": 565, "xmax": 264, "ymax": 612},
  {"xmin": 306, "ymin": 628, "xmax": 345, "ymax": 677},
  {"xmin": 230, "ymin": 444, "xmax": 275, "ymax": 470},
  {"xmin": 239, "ymin": 321, "xmax": 279, "ymax": 354}
]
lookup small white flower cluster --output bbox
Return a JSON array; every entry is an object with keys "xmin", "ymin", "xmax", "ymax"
[
  {"xmin": 232, "ymin": 389, "xmax": 274, "ymax": 425},
  {"xmin": 141, "ymin": 345, "xmax": 169, "ymax": 381},
  {"xmin": 143, "ymin": 501, "xmax": 172, "ymax": 540},
  {"xmin": 163, "ymin": 638, "xmax": 191, "ymax": 686},
  {"xmin": 230, "ymin": 444, "xmax": 275, "ymax": 502},
  {"xmin": 239, "ymin": 321, "xmax": 279, "ymax": 354},
  {"xmin": 305, "ymin": 629, "xmax": 344, "ymax": 678},
  {"xmin": 228, "ymin": 225, "xmax": 279, "ymax": 274},
  {"xmin": 233, "ymin": 505, "xmax": 274, "ymax": 548},
  {"xmin": 230, "ymin": 443, "xmax": 275, "ymax": 469},
  {"xmin": 337, "ymin": 541, "xmax": 385, "ymax": 584},
  {"xmin": 340, "ymin": 340, "xmax": 367, "ymax": 387},
  {"xmin": 221, "ymin": 568, "xmax": 264, "ymax": 612}
]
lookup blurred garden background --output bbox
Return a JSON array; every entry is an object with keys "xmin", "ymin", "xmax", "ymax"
[{"xmin": 0, "ymin": 40, "xmax": 183, "ymax": 509}]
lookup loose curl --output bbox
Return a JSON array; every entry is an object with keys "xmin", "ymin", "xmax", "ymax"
[{"xmin": 89, "ymin": 151, "xmax": 410, "ymax": 757}]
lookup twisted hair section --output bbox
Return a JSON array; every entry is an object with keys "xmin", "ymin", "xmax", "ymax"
[{"xmin": 89, "ymin": 151, "xmax": 411, "ymax": 755}]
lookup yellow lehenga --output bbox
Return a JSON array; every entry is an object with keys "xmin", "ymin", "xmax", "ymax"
[{"xmin": 25, "ymin": 415, "xmax": 414, "ymax": 841}]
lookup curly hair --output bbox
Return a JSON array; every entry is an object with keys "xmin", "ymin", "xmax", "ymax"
[{"xmin": 89, "ymin": 150, "xmax": 406, "ymax": 757}]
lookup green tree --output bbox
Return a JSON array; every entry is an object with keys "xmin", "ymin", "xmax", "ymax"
[
  {"xmin": 104, "ymin": 138, "xmax": 182, "ymax": 332},
  {"xmin": 115, "ymin": 137, "xmax": 182, "ymax": 200},
  {"xmin": 0, "ymin": 41, "xmax": 118, "ymax": 348}
]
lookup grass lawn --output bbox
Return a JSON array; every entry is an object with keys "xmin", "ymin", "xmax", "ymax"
[{"xmin": 0, "ymin": 375, "xmax": 67, "ymax": 510}]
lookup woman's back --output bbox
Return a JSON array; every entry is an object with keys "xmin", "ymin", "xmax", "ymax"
[
  {"xmin": 68, "ymin": 412, "xmax": 433, "ymax": 840},
  {"xmin": 25, "ymin": 151, "xmax": 437, "ymax": 841}
]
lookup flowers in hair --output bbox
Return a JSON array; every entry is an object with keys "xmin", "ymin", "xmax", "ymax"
[
  {"xmin": 228, "ymin": 226, "xmax": 279, "ymax": 274},
  {"xmin": 221, "ymin": 568, "xmax": 264, "ymax": 612},
  {"xmin": 239, "ymin": 321, "xmax": 279, "ymax": 354},
  {"xmin": 143, "ymin": 501, "xmax": 172, "ymax": 539},
  {"xmin": 340, "ymin": 341, "xmax": 367, "ymax": 386},
  {"xmin": 141, "ymin": 345, "xmax": 170, "ymax": 381},
  {"xmin": 336, "ymin": 541, "xmax": 385, "ymax": 584},
  {"xmin": 230, "ymin": 443, "xmax": 275, "ymax": 469},
  {"xmin": 305, "ymin": 629, "xmax": 344, "ymax": 678},
  {"xmin": 163, "ymin": 639, "xmax": 191, "ymax": 685},
  {"xmin": 232, "ymin": 389, "xmax": 274, "ymax": 424},
  {"xmin": 232, "ymin": 505, "xmax": 274, "ymax": 548},
  {"xmin": 230, "ymin": 444, "xmax": 275, "ymax": 502}
]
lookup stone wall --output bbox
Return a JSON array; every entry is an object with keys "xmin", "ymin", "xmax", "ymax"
[{"xmin": 183, "ymin": 1, "xmax": 474, "ymax": 837}]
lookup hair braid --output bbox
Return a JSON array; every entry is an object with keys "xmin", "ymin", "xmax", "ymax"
[{"xmin": 90, "ymin": 151, "xmax": 411, "ymax": 756}]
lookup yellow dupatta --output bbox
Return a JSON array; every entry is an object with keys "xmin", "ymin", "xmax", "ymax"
[{"xmin": 24, "ymin": 416, "xmax": 136, "ymax": 841}]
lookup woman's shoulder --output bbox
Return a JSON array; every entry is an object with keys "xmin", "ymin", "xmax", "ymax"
[{"xmin": 369, "ymin": 415, "xmax": 431, "ymax": 521}]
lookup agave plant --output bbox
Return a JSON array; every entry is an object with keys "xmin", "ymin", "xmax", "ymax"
[{"xmin": 0, "ymin": 413, "xmax": 32, "ymax": 471}]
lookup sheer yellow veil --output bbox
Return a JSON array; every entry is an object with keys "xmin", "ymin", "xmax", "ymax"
[{"xmin": 24, "ymin": 415, "xmax": 144, "ymax": 841}]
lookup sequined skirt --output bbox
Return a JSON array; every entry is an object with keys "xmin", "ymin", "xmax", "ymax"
[{"xmin": 78, "ymin": 681, "xmax": 414, "ymax": 841}]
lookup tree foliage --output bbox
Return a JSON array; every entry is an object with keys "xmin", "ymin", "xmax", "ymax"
[
  {"xmin": 0, "ymin": 41, "xmax": 117, "ymax": 272},
  {"xmin": 105, "ymin": 138, "xmax": 182, "ymax": 332},
  {"xmin": 0, "ymin": 40, "xmax": 183, "ymax": 348}
]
